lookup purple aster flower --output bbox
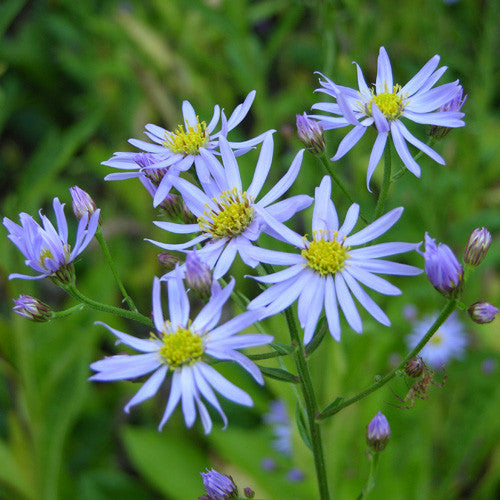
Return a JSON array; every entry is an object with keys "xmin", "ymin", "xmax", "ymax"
[
  {"xmin": 69, "ymin": 186, "xmax": 98, "ymax": 220},
  {"xmin": 247, "ymin": 175, "xmax": 422, "ymax": 343},
  {"xmin": 185, "ymin": 249, "xmax": 212, "ymax": 299},
  {"xmin": 366, "ymin": 411, "xmax": 391, "ymax": 452},
  {"xmin": 90, "ymin": 270, "xmax": 272, "ymax": 433},
  {"xmin": 263, "ymin": 400, "xmax": 292, "ymax": 456},
  {"xmin": 148, "ymin": 134, "xmax": 312, "ymax": 280},
  {"xmin": 3, "ymin": 197, "xmax": 100, "ymax": 283},
  {"xmin": 310, "ymin": 47, "xmax": 465, "ymax": 189},
  {"xmin": 430, "ymin": 85, "xmax": 467, "ymax": 139},
  {"xmin": 296, "ymin": 112, "xmax": 326, "ymax": 155},
  {"xmin": 102, "ymin": 91, "xmax": 270, "ymax": 207},
  {"xmin": 406, "ymin": 312, "xmax": 467, "ymax": 368},
  {"xmin": 200, "ymin": 468, "xmax": 238, "ymax": 499},
  {"xmin": 421, "ymin": 233, "xmax": 463, "ymax": 297},
  {"xmin": 12, "ymin": 295, "xmax": 52, "ymax": 322}
]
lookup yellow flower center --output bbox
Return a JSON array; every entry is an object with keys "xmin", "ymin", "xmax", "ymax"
[
  {"xmin": 39, "ymin": 245, "xmax": 71, "ymax": 270},
  {"xmin": 368, "ymin": 84, "xmax": 405, "ymax": 120},
  {"xmin": 198, "ymin": 188, "xmax": 255, "ymax": 240},
  {"xmin": 430, "ymin": 332, "xmax": 443, "ymax": 345},
  {"xmin": 163, "ymin": 117, "xmax": 209, "ymax": 155},
  {"xmin": 301, "ymin": 231, "xmax": 350, "ymax": 276},
  {"xmin": 158, "ymin": 327, "xmax": 203, "ymax": 369}
]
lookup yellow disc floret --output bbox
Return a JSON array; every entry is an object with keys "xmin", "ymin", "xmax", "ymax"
[
  {"xmin": 430, "ymin": 332, "xmax": 443, "ymax": 345},
  {"xmin": 198, "ymin": 188, "xmax": 255, "ymax": 240},
  {"xmin": 302, "ymin": 230, "xmax": 350, "ymax": 276},
  {"xmin": 163, "ymin": 116, "xmax": 209, "ymax": 155},
  {"xmin": 368, "ymin": 84, "xmax": 405, "ymax": 121},
  {"xmin": 159, "ymin": 327, "xmax": 203, "ymax": 369}
]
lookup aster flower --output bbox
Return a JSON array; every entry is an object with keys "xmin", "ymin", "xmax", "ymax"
[
  {"xmin": 148, "ymin": 134, "xmax": 312, "ymax": 280},
  {"xmin": 90, "ymin": 271, "xmax": 272, "ymax": 433},
  {"xmin": 102, "ymin": 91, "xmax": 270, "ymax": 207},
  {"xmin": 430, "ymin": 85, "xmax": 467, "ymax": 139},
  {"xmin": 406, "ymin": 312, "xmax": 467, "ymax": 368},
  {"xmin": 310, "ymin": 47, "xmax": 465, "ymax": 189},
  {"xmin": 247, "ymin": 175, "xmax": 422, "ymax": 343},
  {"xmin": 263, "ymin": 400, "xmax": 292, "ymax": 456},
  {"xmin": 3, "ymin": 197, "xmax": 100, "ymax": 283},
  {"xmin": 200, "ymin": 469, "xmax": 238, "ymax": 499}
]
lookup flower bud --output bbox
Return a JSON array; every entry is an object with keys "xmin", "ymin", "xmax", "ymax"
[
  {"xmin": 296, "ymin": 113, "xmax": 326, "ymax": 155},
  {"xmin": 430, "ymin": 86, "xmax": 467, "ymax": 139},
  {"xmin": 157, "ymin": 252, "xmax": 181, "ymax": 271},
  {"xmin": 468, "ymin": 302, "xmax": 498, "ymax": 324},
  {"xmin": 185, "ymin": 250, "xmax": 212, "ymax": 299},
  {"xmin": 464, "ymin": 227, "xmax": 491, "ymax": 267},
  {"xmin": 69, "ymin": 186, "xmax": 98, "ymax": 220},
  {"xmin": 200, "ymin": 468, "xmax": 238, "ymax": 500},
  {"xmin": 13, "ymin": 295, "xmax": 53, "ymax": 322},
  {"xmin": 422, "ymin": 232, "xmax": 463, "ymax": 298},
  {"xmin": 243, "ymin": 487, "xmax": 255, "ymax": 498},
  {"xmin": 404, "ymin": 356, "xmax": 425, "ymax": 378},
  {"xmin": 366, "ymin": 411, "xmax": 390, "ymax": 452}
]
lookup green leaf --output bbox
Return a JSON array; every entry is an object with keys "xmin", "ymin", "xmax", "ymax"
[
  {"xmin": 295, "ymin": 403, "xmax": 311, "ymax": 451},
  {"xmin": 258, "ymin": 366, "xmax": 299, "ymax": 384},
  {"xmin": 320, "ymin": 397, "xmax": 345, "ymax": 416},
  {"xmin": 270, "ymin": 342, "xmax": 296, "ymax": 355},
  {"xmin": 122, "ymin": 426, "xmax": 208, "ymax": 500}
]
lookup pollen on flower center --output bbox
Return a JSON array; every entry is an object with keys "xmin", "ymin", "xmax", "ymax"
[
  {"xmin": 163, "ymin": 116, "xmax": 209, "ymax": 155},
  {"xmin": 430, "ymin": 332, "xmax": 443, "ymax": 345},
  {"xmin": 159, "ymin": 327, "xmax": 203, "ymax": 369},
  {"xmin": 368, "ymin": 85, "xmax": 405, "ymax": 120},
  {"xmin": 198, "ymin": 188, "xmax": 255, "ymax": 240},
  {"xmin": 302, "ymin": 231, "xmax": 350, "ymax": 276}
]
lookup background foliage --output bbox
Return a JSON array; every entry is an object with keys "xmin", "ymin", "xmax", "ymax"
[{"xmin": 1, "ymin": 0, "xmax": 500, "ymax": 498}]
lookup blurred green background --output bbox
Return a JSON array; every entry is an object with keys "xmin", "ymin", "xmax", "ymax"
[{"xmin": 1, "ymin": 0, "xmax": 500, "ymax": 498}]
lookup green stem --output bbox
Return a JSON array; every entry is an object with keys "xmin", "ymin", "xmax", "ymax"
[
  {"xmin": 95, "ymin": 228, "xmax": 138, "ymax": 312},
  {"xmin": 284, "ymin": 306, "xmax": 330, "ymax": 500},
  {"xmin": 63, "ymin": 283, "xmax": 153, "ymax": 328},
  {"xmin": 373, "ymin": 140, "xmax": 392, "ymax": 220},
  {"xmin": 357, "ymin": 452, "xmax": 380, "ymax": 500},
  {"xmin": 317, "ymin": 299, "xmax": 457, "ymax": 420},
  {"xmin": 52, "ymin": 304, "xmax": 85, "ymax": 319},
  {"xmin": 317, "ymin": 155, "xmax": 369, "ymax": 224}
]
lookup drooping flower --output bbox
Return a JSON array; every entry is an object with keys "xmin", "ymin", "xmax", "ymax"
[
  {"xmin": 421, "ymin": 232, "xmax": 463, "ymax": 298},
  {"xmin": 406, "ymin": 312, "xmax": 467, "ymax": 368},
  {"xmin": 3, "ymin": 197, "xmax": 100, "ymax": 284},
  {"xmin": 90, "ymin": 271, "xmax": 272, "ymax": 433},
  {"xmin": 247, "ymin": 175, "xmax": 422, "ymax": 343},
  {"xmin": 148, "ymin": 134, "xmax": 312, "ymax": 280},
  {"xmin": 102, "ymin": 92, "xmax": 269, "ymax": 207},
  {"xmin": 12, "ymin": 295, "xmax": 53, "ymax": 322},
  {"xmin": 366, "ymin": 412, "xmax": 391, "ymax": 452},
  {"xmin": 200, "ymin": 469, "xmax": 238, "ymax": 499},
  {"xmin": 310, "ymin": 47, "xmax": 465, "ymax": 189}
]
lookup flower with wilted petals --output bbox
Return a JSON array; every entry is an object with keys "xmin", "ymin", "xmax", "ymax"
[
  {"xmin": 310, "ymin": 47, "xmax": 465, "ymax": 189},
  {"xmin": 200, "ymin": 469, "xmax": 238, "ymax": 499},
  {"xmin": 406, "ymin": 312, "xmax": 467, "ymax": 368},
  {"xmin": 147, "ymin": 134, "xmax": 312, "ymax": 280},
  {"xmin": 90, "ymin": 271, "xmax": 272, "ymax": 433},
  {"xmin": 247, "ymin": 175, "xmax": 422, "ymax": 343},
  {"xmin": 3, "ymin": 198, "xmax": 100, "ymax": 284},
  {"xmin": 102, "ymin": 91, "xmax": 270, "ymax": 207}
]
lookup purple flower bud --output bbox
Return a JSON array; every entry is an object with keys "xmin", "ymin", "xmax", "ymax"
[
  {"xmin": 464, "ymin": 227, "xmax": 491, "ymax": 267},
  {"xmin": 185, "ymin": 250, "xmax": 212, "ymax": 299},
  {"xmin": 243, "ymin": 487, "xmax": 255, "ymax": 498},
  {"xmin": 366, "ymin": 411, "xmax": 391, "ymax": 452},
  {"xmin": 69, "ymin": 186, "xmax": 98, "ymax": 220},
  {"xmin": 200, "ymin": 468, "xmax": 238, "ymax": 499},
  {"xmin": 468, "ymin": 302, "xmax": 498, "ymax": 324},
  {"xmin": 296, "ymin": 113, "xmax": 326, "ymax": 155},
  {"xmin": 422, "ymin": 233, "xmax": 463, "ymax": 298},
  {"xmin": 404, "ymin": 356, "xmax": 425, "ymax": 378},
  {"xmin": 157, "ymin": 252, "xmax": 181, "ymax": 270},
  {"xmin": 430, "ymin": 86, "xmax": 467, "ymax": 139},
  {"xmin": 13, "ymin": 295, "xmax": 53, "ymax": 322}
]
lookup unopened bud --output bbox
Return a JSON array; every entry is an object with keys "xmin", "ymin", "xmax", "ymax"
[
  {"xmin": 185, "ymin": 250, "xmax": 212, "ymax": 299},
  {"xmin": 69, "ymin": 186, "xmax": 98, "ymax": 220},
  {"xmin": 296, "ymin": 113, "xmax": 326, "ymax": 155},
  {"xmin": 157, "ymin": 252, "xmax": 181, "ymax": 271},
  {"xmin": 430, "ymin": 86, "xmax": 467, "ymax": 140},
  {"xmin": 468, "ymin": 302, "xmax": 498, "ymax": 324},
  {"xmin": 404, "ymin": 356, "xmax": 425, "ymax": 378},
  {"xmin": 244, "ymin": 487, "xmax": 255, "ymax": 498},
  {"xmin": 366, "ymin": 411, "xmax": 390, "ymax": 452},
  {"xmin": 13, "ymin": 295, "xmax": 53, "ymax": 322},
  {"xmin": 464, "ymin": 227, "xmax": 491, "ymax": 267},
  {"xmin": 200, "ymin": 468, "xmax": 238, "ymax": 499}
]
